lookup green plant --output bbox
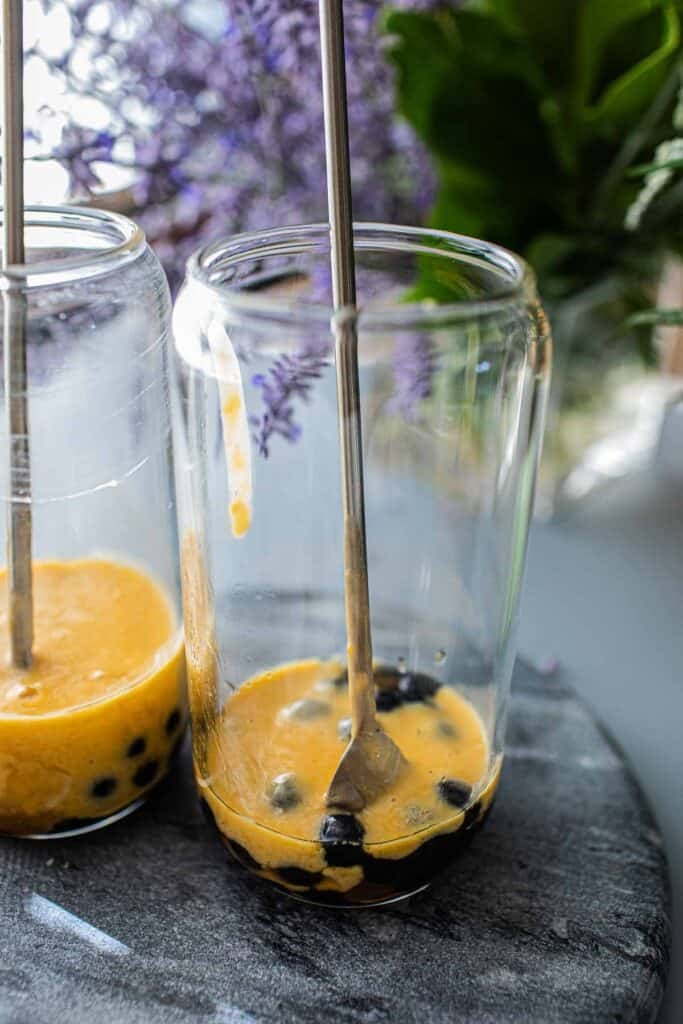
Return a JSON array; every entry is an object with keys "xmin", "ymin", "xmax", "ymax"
[{"xmin": 384, "ymin": 0, "xmax": 683, "ymax": 376}]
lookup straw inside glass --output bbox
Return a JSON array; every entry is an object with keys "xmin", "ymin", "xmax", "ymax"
[{"xmin": 2, "ymin": 0, "xmax": 34, "ymax": 667}]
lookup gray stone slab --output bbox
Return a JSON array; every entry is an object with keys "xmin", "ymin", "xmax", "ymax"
[
  {"xmin": 0, "ymin": 660, "xmax": 670, "ymax": 1024},
  {"xmin": 519, "ymin": 467, "xmax": 683, "ymax": 1024}
]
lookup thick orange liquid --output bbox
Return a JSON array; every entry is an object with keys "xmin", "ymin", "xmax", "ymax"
[
  {"xmin": 0, "ymin": 559, "xmax": 186, "ymax": 835},
  {"xmin": 201, "ymin": 659, "xmax": 499, "ymax": 902}
]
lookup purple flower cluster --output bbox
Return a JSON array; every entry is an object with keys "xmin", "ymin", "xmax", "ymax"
[
  {"xmin": 29, "ymin": 0, "xmax": 435, "ymax": 290},
  {"xmin": 390, "ymin": 331, "xmax": 438, "ymax": 420},
  {"xmin": 29, "ymin": 1, "xmax": 440, "ymax": 452},
  {"xmin": 250, "ymin": 347, "xmax": 330, "ymax": 457}
]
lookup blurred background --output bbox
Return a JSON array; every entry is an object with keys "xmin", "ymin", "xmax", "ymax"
[
  {"xmin": 24, "ymin": 0, "xmax": 683, "ymax": 1019},
  {"xmin": 25, "ymin": 0, "xmax": 683, "ymax": 508}
]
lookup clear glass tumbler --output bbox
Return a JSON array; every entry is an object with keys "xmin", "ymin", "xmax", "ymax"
[
  {"xmin": 172, "ymin": 224, "xmax": 550, "ymax": 905},
  {"xmin": 0, "ymin": 206, "xmax": 186, "ymax": 838}
]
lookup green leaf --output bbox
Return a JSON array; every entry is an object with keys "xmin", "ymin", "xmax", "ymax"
[
  {"xmin": 382, "ymin": 11, "xmax": 457, "ymax": 145},
  {"xmin": 628, "ymin": 155, "xmax": 683, "ymax": 174},
  {"xmin": 575, "ymin": 0, "xmax": 673, "ymax": 107},
  {"xmin": 524, "ymin": 233, "xmax": 582, "ymax": 296},
  {"xmin": 385, "ymin": 7, "xmax": 564, "ymax": 245},
  {"xmin": 383, "ymin": 0, "xmax": 683, "ymax": 372},
  {"xmin": 385, "ymin": 8, "xmax": 548, "ymax": 149},
  {"xmin": 476, "ymin": 0, "xmax": 579, "ymax": 91},
  {"xmin": 624, "ymin": 307, "xmax": 683, "ymax": 325},
  {"xmin": 429, "ymin": 161, "xmax": 501, "ymax": 241},
  {"xmin": 584, "ymin": 6, "xmax": 681, "ymax": 137}
]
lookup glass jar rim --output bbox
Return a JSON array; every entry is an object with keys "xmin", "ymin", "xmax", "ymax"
[
  {"xmin": 187, "ymin": 222, "xmax": 536, "ymax": 330},
  {"xmin": 0, "ymin": 204, "xmax": 146, "ymax": 291}
]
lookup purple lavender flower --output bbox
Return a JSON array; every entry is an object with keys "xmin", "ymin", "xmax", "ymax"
[
  {"xmin": 390, "ymin": 331, "xmax": 439, "ymax": 420},
  {"xmin": 250, "ymin": 346, "xmax": 330, "ymax": 457},
  {"xmin": 28, "ymin": 0, "xmax": 439, "ymax": 448},
  {"xmin": 28, "ymin": 0, "xmax": 435, "ymax": 292},
  {"xmin": 48, "ymin": 127, "xmax": 116, "ymax": 194}
]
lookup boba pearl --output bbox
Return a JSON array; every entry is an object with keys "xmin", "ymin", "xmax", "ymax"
[
  {"xmin": 90, "ymin": 777, "xmax": 117, "ymax": 799},
  {"xmin": 133, "ymin": 760, "xmax": 159, "ymax": 788},
  {"xmin": 320, "ymin": 813, "xmax": 364, "ymax": 845},
  {"xmin": 320, "ymin": 814, "xmax": 365, "ymax": 866},
  {"xmin": 334, "ymin": 664, "xmax": 405, "ymax": 692},
  {"xmin": 126, "ymin": 736, "xmax": 147, "ymax": 758},
  {"xmin": 437, "ymin": 778, "xmax": 472, "ymax": 808},
  {"xmin": 267, "ymin": 772, "xmax": 300, "ymax": 811},
  {"xmin": 398, "ymin": 672, "xmax": 441, "ymax": 703},
  {"xmin": 375, "ymin": 688, "xmax": 402, "ymax": 712},
  {"xmin": 373, "ymin": 665, "xmax": 403, "ymax": 692}
]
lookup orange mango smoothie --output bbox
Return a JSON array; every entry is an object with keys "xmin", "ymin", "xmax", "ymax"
[
  {"xmin": 0, "ymin": 559, "xmax": 186, "ymax": 836},
  {"xmin": 201, "ymin": 659, "xmax": 498, "ymax": 904}
]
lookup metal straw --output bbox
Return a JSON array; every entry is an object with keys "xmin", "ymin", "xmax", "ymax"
[
  {"xmin": 318, "ymin": 0, "xmax": 375, "ymax": 727},
  {"xmin": 2, "ymin": 0, "xmax": 33, "ymax": 667}
]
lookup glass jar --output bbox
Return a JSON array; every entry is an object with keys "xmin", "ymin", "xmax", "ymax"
[
  {"xmin": 0, "ymin": 206, "xmax": 186, "ymax": 838},
  {"xmin": 172, "ymin": 224, "xmax": 550, "ymax": 906}
]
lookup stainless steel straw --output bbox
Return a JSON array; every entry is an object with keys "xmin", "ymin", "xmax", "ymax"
[
  {"xmin": 319, "ymin": 0, "xmax": 404, "ymax": 810},
  {"xmin": 2, "ymin": 0, "xmax": 33, "ymax": 667}
]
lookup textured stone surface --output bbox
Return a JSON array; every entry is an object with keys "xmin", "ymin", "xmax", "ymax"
[{"xmin": 0, "ymin": 661, "xmax": 670, "ymax": 1024}]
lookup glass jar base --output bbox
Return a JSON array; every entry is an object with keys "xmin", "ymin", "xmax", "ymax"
[
  {"xmin": 6, "ymin": 795, "xmax": 148, "ymax": 840},
  {"xmin": 209, "ymin": 799, "xmax": 494, "ymax": 908},
  {"xmin": 1, "ymin": 728, "xmax": 187, "ymax": 840},
  {"xmin": 281, "ymin": 881, "xmax": 431, "ymax": 909}
]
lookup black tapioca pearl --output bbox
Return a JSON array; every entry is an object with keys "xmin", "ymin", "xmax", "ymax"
[
  {"xmin": 398, "ymin": 672, "xmax": 441, "ymax": 703},
  {"xmin": 165, "ymin": 707, "xmax": 182, "ymax": 736},
  {"xmin": 280, "ymin": 698, "xmax": 330, "ymax": 722},
  {"xmin": 126, "ymin": 736, "xmax": 147, "ymax": 758},
  {"xmin": 133, "ymin": 760, "xmax": 159, "ymax": 788},
  {"xmin": 276, "ymin": 866, "xmax": 323, "ymax": 887},
  {"xmin": 267, "ymin": 772, "xmax": 300, "ymax": 811},
  {"xmin": 437, "ymin": 777, "xmax": 472, "ymax": 809},
  {"xmin": 436, "ymin": 720, "xmax": 457, "ymax": 738},
  {"xmin": 335, "ymin": 664, "xmax": 404, "ymax": 692},
  {"xmin": 90, "ymin": 777, "xmax": 117, "ymax": 799},
  {"xmin": 373, "ymin": 665, "xmax": 403, "ymax": 692},
  {"xmin": 375, "ymin": 688, "xmax": 402, "ymax": 712},
  {"xmin": 320, "ymin": 814, "xmax": 365, "ymax": 867},
  {"xmin": 320, "ymin": 812, "xmax": 364, "ymax": 844}
]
